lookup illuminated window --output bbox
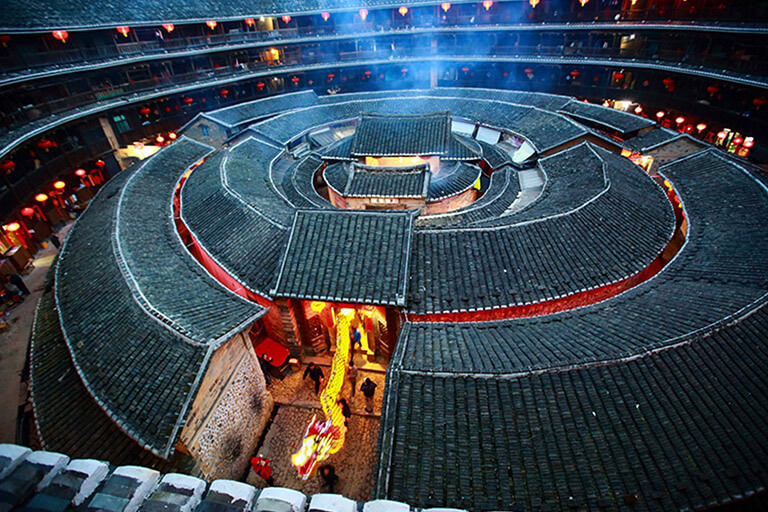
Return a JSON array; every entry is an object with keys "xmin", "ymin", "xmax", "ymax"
[{"xmin": 113, "ymin": 114, "xmax": 129, "ymax": 133}]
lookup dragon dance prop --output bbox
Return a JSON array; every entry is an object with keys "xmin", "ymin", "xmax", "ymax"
[{"xmin": 291, "ymin": 310, "xmax": 352, "ymax": 479}]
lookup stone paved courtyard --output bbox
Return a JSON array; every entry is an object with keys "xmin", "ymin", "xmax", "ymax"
[{"xmin": 246, "ymin": 356, "xmax": 387, "ymax": 501}]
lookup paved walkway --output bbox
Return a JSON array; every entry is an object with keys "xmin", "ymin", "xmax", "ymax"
[{"xmin": 0, "ymin": 224, "xmax": 70, "ymax": 443}]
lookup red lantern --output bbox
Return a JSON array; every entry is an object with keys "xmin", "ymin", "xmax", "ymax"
[
  {"xmin": 359, "ymin": 9, "xmax": 369, "ymax": 20},
  {"xmin": 579, "ymin": 0, "xmax": 588, "ymax": 5},
  {"xmin": 291, "ymin": 76, "xmax": 300, "ymax": 85},
  {"xmin": 183, "ymin": 97, "xmax": 194, "ymax": 105},
  {"xmin": 717, "ymin": 131, "xmax": 727, "ymax": 139},
  {"xmin": 257, "ymin": 82, "xmax": 266, "ymax": 90},
  {"xmin": 35, "ymin": 193, "xmax": 48, "ymax": 202},
  {"xmin": 675, "ymin": 116, "xmax": 685, "ymax": 125},
  {"xmin": 656, "ymin": 111, "xmax": 665, "ymax": 119},
  {"xmin": 95, "ymin": 159, "xmax": 106, "ymax": 168},
  {"xmin": 753, "ymin": 97, "xmax": 768, "ymax": 108},
  {"xmin": 401, "ymin": 68, "xmax": 408, "ymax": 75},
  {"xmin": 0, "ymin": 35, "xmax": 11, "ymax": 47},
  {"xmin": 156, "ymin": 135, "xmax": 165, "ymax": 144},
  {"xmin": 162, "ymin": 23, "xmax": 175, "ymax": 33},
  {"xmin": 524, "ymin": 68, "xmax": 533, "ymax": 74},
  {"xmin": 220, "ymin": 88, "xmax": 229, "ymax": 98},
  {"xmin": 139, "ymin": 107, "xmax": 151, "ymax": 116},
  {"xmin": 327, "ymin": 73, "xmax": 335, "ymax": 81},
  {"xmin": 53, "ymin": 180, "xmax": 66, "ymax": 190},
  {"xmin": 52, "ymin": 30, "xmax": 69, "ymax": 43},
  {"xmin": 529, "ymin": 0, "xmax": 539, "ymax": 6},
  {"xmin": 245, "ymin": 18, "xmax": 255, "ymax": 26},
  {"xmin": 116, "ymin": 26, "xmax": 130, "ymax": 37},
  {"xmin": 634, "ymin": 106, "xmax": 643, "ymax": 114},
  {"xmin": 169, "ymin": 132, "xmax": 177, "ymax": 140},
  {"xmin": 75, "ymin": 168, "xmax": 86, "ymax": 177},
  {"xmin": 205, "ymin": 20, "xmax": 218, "ymax": 30},
  {"xmin": 662, "ymin": 78, "xmax": 675, "ymax": 91},
  {"xmin": 321, "ymin": 12, "xmax": 330, "ymax": 21},
  {"xmin": 281, "ymin": 15, "xmax": 292, "ymax": 23},
  {"xmin": 733, "ymin": 137, "xmax": 743, "ymax": 145},
  {"xmin": 696, "ymin": 123, "xmax": 707, "ymax": 132},
  {"xmin": 441, "ymin": 2, "xmax": 451, "ymax": 12},
  {"xmin": 37, "ymin": 139, "xmax": 53, "ymax": 151},
  {"xmin": 706, "ymin": 85, "xmax": 720, "ymax": 95},
  {"xmin": 21, "ymin": 207, "xmax": 35, "ymax": 217},
  {"xmin": 482, "ymin": 0, "xmax": 493, "ymax": 10},
  {"xmin": 0, "ymin": 160, "xmax": 14, "ymax": 173},
  {"xmin": 569, "ymin": 70, "xmax": 580, "ymax": 78},
  {"xmin": 3, "ymin": 222, "xmax": 20, "ymax": 232},
  {"xmin": 743, "ymin": 137, "xmax": 754, "ymax": 148},
  {"xmin": 364, "ymin": 70, "xmax": 372, "ymax": 76},
  {"xmin": 461, "ymin": 66, "xmax": 470, "ymax": 73},
  {"xmin": 398, "ymin": 6, "xmax": 409, "ymax": 16},
  {"xmin": 613, "ymin": 71, "xmax": 624, "ymax": 80}
]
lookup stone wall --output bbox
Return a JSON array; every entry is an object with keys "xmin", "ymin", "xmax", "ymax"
[{"xmin": 179, "ymin": 332, "xmax": 273, "ymax": 481}]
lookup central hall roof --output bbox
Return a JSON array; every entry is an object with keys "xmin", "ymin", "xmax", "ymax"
[
  {"xmin": 350, "ymin": 112, "xmax": 452, "ymax": 157},
  {"xmin": 272, "ymin": 210, "xmax": 414, "ymax": 306},
  {"xmin": 344, "ymin": 163, "xmax": 431, "ymax": 199}
]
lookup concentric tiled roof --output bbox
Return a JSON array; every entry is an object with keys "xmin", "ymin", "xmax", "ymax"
[{"xmin": 351, "ymin": 112, "xmax": 452, "ymax": 157}]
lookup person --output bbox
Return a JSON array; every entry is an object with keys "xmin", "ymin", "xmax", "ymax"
[
  {"xmin": 9, "ymin": 274, "xmax": 29, "ymax": 296},
  {"xmin": 319, "ymin": 464, "xmax": 338, "ymax": 493},
  {"xmin": 360, "ymin": 377, "xmax": 377, "ymax": 413},
  {"xmin": 251, "ymin": 454, "xmax": 275, "ymax": 486},
  {"xmin": 338, "ymin": 398, "xmax": 351, "ymax": 428},
  {"xmin": 258, "ymin": 354, "xmax": 272, "ymax": 388},
  {"xmin": 49, "ymin": 234, "xmax": 60, "ymax": 249},
  {"xmin": 347, "ymin": 361, "xmax": 358, "ymax": 397},
  {"xmin": 350, "ymin": 326, "xmax": 362, "ymax": 349},
  {"xmin": 303, "ymin": 362, "xmax": 325, "ymax": 394}
]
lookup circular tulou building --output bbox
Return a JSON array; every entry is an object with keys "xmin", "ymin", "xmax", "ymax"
[{"xmin": 1, "ymin": 1, "xmax": 767, "ymax": 511}]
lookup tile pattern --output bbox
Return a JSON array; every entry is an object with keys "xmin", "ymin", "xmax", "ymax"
[
  {"xmin": 346, "ymin": 164, "xmax": 430, "ymax": 199},
  {"xmin": 428, "ymin": 161, "xmax": 482, "ymax": 201},
  {"xmin": 622, "ymin": 127, "xmax": 681, "ymax": 152},
  {"xmin": 281, "ymin": 154, "xmax": 332, "ymax": 208},
  {"xmin": 206, "ymin": 90, "xmax": 318, "ymax": 127},
  {"xmin": 350, "ymin": 112, "xmax": 452, "ymax": 157},
  {"xmin": 272, "ymin": 210, "xmax": 414, "ymax": 306},
  {"xmin": 559, "ymin": 98, "xmax": 655, "ymax": 135}
]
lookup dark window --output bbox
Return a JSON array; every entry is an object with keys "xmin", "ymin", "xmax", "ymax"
[
  {"xmin": 113, "ymin": 114, "xmax": 129, "ymax": 133},
  {"xmin": 201, "ymin": 124, "xmax": 210, "ymax": 137}
]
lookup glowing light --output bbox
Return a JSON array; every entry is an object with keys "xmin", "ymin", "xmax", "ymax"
[
  {"xmin": 399, "ymin": 6, "xmax": 409, "ymax": 16},
  {"xmin": 183, "ymin": 97, "xmax": 194, "ymax": 104},
  {"xmin": 95, "ymin": 159, "xmax": 106, "ymax": 168},
  {"xmin": 281, "ymin": 15, "xmax": 292, "ymax": 23},
  {"xmin": 579, "ymin": 0, "xmax": 589, "ymax": 5},
  {"xmin": 634, "ymin": 106, "xmax": 643, "ymax": 114},
  {"xmin": 675, "ymin": 116, "xmax": 685, "ymax": 125},
  {"xmin": 220, "ymin": 88, "xmax": 229, "ymax": 97},
  {"xmin": 21, "ymin": 207, "xmax": 34, "ymax": 217},
  {"xmin": 321, "ymin": 12, "xmax": 330, "ymax": 21},
  {"xmin": 0, "ymin": 160, "xmax": 14, "ymax": 172},
  {"xmin": 441, "ymin": 2, "xmax": 451, "ymax": 11},
  {"xmin": 310, "ymin": 301, "xmax": 326, "ymax": 313},
  {"xmin": 656, "ymin": 111, "xmax": 665, "ymax": 119},
  {"xmin": 482, "ymin": 0, "xmax": 493, "ymax": 10},
  {"xmin": 613, "ymin": 71, "xmax": 624, "ymax": 80},
  {"xmin": 744, "ymin": 137, "xmax": 754, "ymax": 148},
  {"xmin": 205, "ymin": 20, "xmax": 217, "ymax": 30},
  {"xmin": 291, "ymin": 76, "xmax": 300, "ymax": 85},
  {"xmin": 156, "ymin": 135, "xmax": 165, "ymax": 144},
  {"xmin": 168, "ymin": 132, "xmax": 177, "ymax": 140},
  {"xmin": 75, "ymin": 168, "xmax": 86, "ymax": 177},
  {"xmin": 696, "ymin": 123, "xmax": 707, "ymax": 132},
  {"xmin": 292, "ymin": 311, "xmax": 352, "ymax": 478},
  {"xmin": 257, "ymin": 81, "xmax": 266, "ymax": 90},
  {"xmin": 116, "ymin": 26, "xmax": 130, "ymax": 37},
  {"xmin": 35, "ymin": 193, "xmax": 48, "ymax": 202},
  {"xmin": 529, "ymin": 0, "xmax": 539, "ymax": 7},
  {"xmin": 139, "ymin": 107, "xmax": 151, "ymax": 116},
  {"xmin": 162, "ymin": 23, "xmax": 175, "ymax": 32},
  {"xmin": 569, "ymin": 70, "xmax": 580, "ymax": 78},
  {"xmin": 244, "ymin": 18, "xmax": 255, "ymax": 26},
  {"xmin": 53, "ymin": 180, "xmax": 65, "ymax": 189},
  {"xmin": 717, "ymin": 131, "xmax": 727, "ymax": 139},
  {"xmin": 359, "ymin": 8, "xmax": 369, "ymax": 20},
  {"xmin": 733, "ymin": 137, "xmax": 743, "ymax": 145},
  {"xmin": 52, "ymin": 30, "xmax": 68, "ymax": 43},
  {"xmin": 3, "ymin": 223, "xmax": 20, "ymax": 232}
]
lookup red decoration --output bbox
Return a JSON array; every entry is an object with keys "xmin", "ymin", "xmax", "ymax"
[
  {"xmin": 579, "ymin": 0, "xmax": 588, "ymax": 6},
  {"xmin": 569, "ymin": 70, "xmax": 581, "ymax": 78},
  {"xmin": 327, "ymin": 73, "xmax": 335, "ymax": 81},
  {"xmin": 116, "ymin": 26, "xmax": 130, "ymax": 37},
  {"xmin": 3, "ymin": 222, "xmax": 20, "ymax": 232},
  {"xmin": 52, "ymin": 30, "xmax": 69, "ymax": 43},
  {"xmin": 220, "ymin": 88, "xmax": 229, "ymax": 98},
  {"xmin": 139, "ymin": 107, "xmax": 151, "ymax": 116},
  {"xmin": 21, "ymin": 207, "xmax": 35, "ymax": 217},
  {"xmin": 245, "ymin": 18, "xmax": 255, "ymax": 26},
  {"xmin": 461, "ymin": 66, "xmax": 470, "ymax": 73},
  {"xmin": 529, "ymin": 0, "xmax": 539, "ymax": 7},
  {"xmin": 95, "ymin": 159, "xmax": 106, "ymax": 168},
  {"xmin": 183, "ymin": 97, "xmax": 194, "ymax": 104},
  {"xmin": 656, "ymin": 111, "xmax": 665, "ymax": 119},
  {"xmin": 613, "ymin": 71, "xmax": 624, "ymax": 80},
  {"xmin": 169, "ymin": 132, "xmax": 177, "ymax": 140},
  {"xmin": 37, "ymin": 139, "xmax": 53, "ymax": 151},
  {"xmin": 281, "ymin": 15, "xmax": 292, "ymax": 23},
  {"xmin": 482, "ymin": 0, "xmax": 493, "ymax": 10},
  {"xmin": 0, "ymin": 160, "xmax": 14, "ymax": 173},
  {"xmin": 75, "ymin": 168, "xmax": 86, "ymax": 177},
  {"xmin": 441, "ymin": 2, "xmax": 451, "ymax": 12},
  {"xmin": 321, "ymin": 12, "xmax": 330, "ymax": 21},
  {"xmin": 0, "ymin": 35, "xmax": 11, "ymax": 46},
  {"xmin": 257, "ymin": 82, "xmax": 266, "ymax": 90},
  {"xmin": 706, "ymin": 85, "xmax": 720, "ymax": 95},
  {"xmin": 696, "ymin": 123, "xmax": 707, "ymax": 132},
  {"xmin": 524, "ymin": 68, "xmax": 533, "ymax": 74},
  {"xmin": 205, "ymin": 20, "xmax": 217, "ymax": 30},
  {"xmin": 162, "ymin": 23, "xmax": 175, "ymax": 33},
  {"xmin": 359, "ymin": 9, "xmax": 369, "ymax": 20},
  {"xmin": 398, "ymin": 6, "xmax": 409, "ymax": 16},
  {"xmin": 53, "ymin": 180, "xmax": 66, "ymax": 189},
  {"xmin": 291, "ymin": 76, "xmax": 300, "ymax": 85},
  {"xmin": 752, "ymin": 97, "xmax": 768, "ymax": 108},
  {"xmin": 35, "ymin": 193, "xmax": 48, "ymax": 202},
  {"xmin": 733, "ymin": 137, "xmax": 743, "ymax": 145},
  {"xmin": 401, "ymin": 68, "xmax": 408, "ymax": 75}
]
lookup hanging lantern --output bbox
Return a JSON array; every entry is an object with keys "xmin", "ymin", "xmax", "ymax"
[
  {"xmin": 169, "ymin": 132, "xmax": 177, "ymax": 140},
  {"xmin": 502, "ymin": 71, "xmax": 508, "ymax": 78},
  {"xmin": 37, "ymin": 139, "xmax": 53, "ymax": 151},
  {"xmin": 441, "ymin": 2, "xmax": 451, "ymax": 12},
  {"xmin": 321, "ymin": 12, "xmax": 330, "ymax": 21},
  {"xmin": 183, "ymin": 97, "xmax": 194, "ymax": 104},
  {"xmin": 3, "ymin": 222, "xmax": 20, "ymax": 232},
  {"xmin": 656, "ymin": 111, "xmax": 665, "ymax": 119},
  {"xmin": 0, "ymin": 160, "xmax": 14, "ymax": 173},
  {"xmin": 35, "ymin": 193, "xmax": 48, "ymax": 202},
  {"xmin": 717, "ymin": 131, "xmax": 727, "ymax": 139},
  {"xmin": 662, "ymin": 77, "xmax": 675, "ymax": 91},
  {"xmin": 245, "ymin": 18, "xmax": 255, "ymax": 26},
  {"xmin": 398, "ymin": 6, "xmax": 409, "ymax": 16},
  {"xmin": 116, "ymin": 26, "xmax": 130, "ymax": 37},
  {"xmin": 706, "ymin": 85, "xmax": 720, "ymax": 95},
  {"xmin": 156, "ymin": 135, "xmax": 165, "ymax": 144},
  {"xmin": 205, "ymin": 20, "xmax": 218, "ymax": 30},
  {"xmin": 743, "ymin": 137, "xmax": 754, "ymax": 148},
  {"xmin": 95, "ymin": 159, "xmax": 106, "ymax": 168},
  {"xmin": 327, "ymin": 73, "xmax": 335, "ymax": 82},
  {"xmin": 21, "ymin": 207, "xmax": 35, "ymax": 217},
  {"xmin": 364, "ymin": 70, "xmax": 372, "ymax": 76},
  {"xmin": 52, "ymin": 30, "xmax": 69, "ymax": 43},
  {"xmin": 461, "ymin": 66, "xmax": 470, "ymax": 73},
  {"xmin": 529, "ymin": 0, "xmax": 540, "ymax": 7},
  {"xmin": 256, "ymin": 81, "xmax": 266, "ymax": 90},
  {"xmin": 732, "ymin": 137, "xmax": 743, "ymax": 146},
  {"xmin": 613, "ymin": 71, "xmax": 624, "ymax": 80},
  {"xmin": 75, "ymin": 168, "xmax": 87, "ymax": 177},
  {"xmin": 220, "ymin": 88, "xmax": 229, "ymax": 98},
  {"xmin": 569, "ymin": 70, "xmax": 580, "ymax": 78},
  {"xmin": 696, "ymin": 123, "xmax": 707, "ymax": 132},
  {"xmin": 0, "ymin": 35, "xmax": 11, "ymax": 47},
  {"xmin": 634, "ymin": 106, "xmax": 643, "ymax": 114},
  {"xmin": 675, "ymin": 116, "xmax": 685, "ymax": 125},
  {"xmin": 524, "ymin": 68, "xmax": 533, "ymax": 74},
  {"xmin": 579, "ymin": 0, "xmax": 589, "ymax": 6},
  {"xmin": 281, "ymin": 15, "xmax": 292, "ymax": 23},
  {"xmin": 482, "ymin": 0, "xmax": 493, "ymax": 10},
  {"xmin": 162, "ymin": 23, "xmax": 175, "ymax": 33},
  {"xmin": 291, "ymin": 76, "xmax": 300, "ymax": 85},
  {"xmin": 753, "ymin": 97, "xmax": 768, "ymax": 108},
  {"xmin": 53, "ymin": 180, "xmax": 66, "ymax": 189},
  {"xmin": 401, "ymin": 67, "xmax": 408, "ymax": 75},
  {"xmin": 139, "ymin": 107, "xmax": 151, "ymax": 116},
  {"xmin": 359, "ymin": 9, "xmax": 369, "ymax": 20}
]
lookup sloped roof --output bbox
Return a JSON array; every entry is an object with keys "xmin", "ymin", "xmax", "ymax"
[
  {"xmin": 350, "ymin": 112, "xmax": 452, "ymax": 157},
  {"xmin": 346, "ymin": 164, "xmax": 431, "ymax": 199},
  {"xmin": 559, "ymin": 99, "xmax": 656, "ymax": 135},
  {"xmin": 272, "ymin": 210, "xmax": 414, "ymax": 306}
]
